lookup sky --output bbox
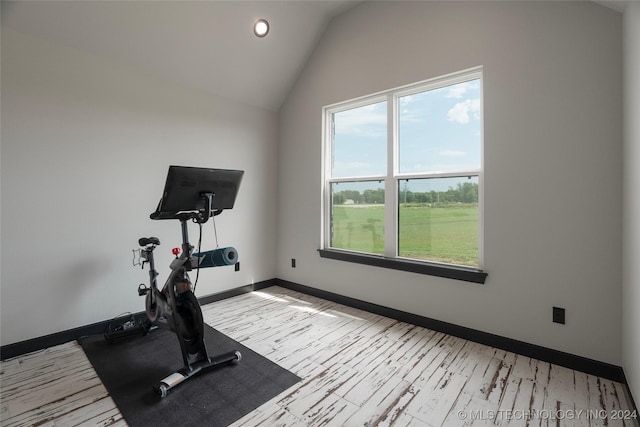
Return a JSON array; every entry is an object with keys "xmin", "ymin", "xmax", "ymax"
[{"xmin": 331, "ymin": 79, "xmax": 481, "ymax": 193}]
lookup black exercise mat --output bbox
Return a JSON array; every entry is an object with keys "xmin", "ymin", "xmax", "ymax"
[{"xmin": 80, "ymin": 324, "xmax": 301, "ymax": 427}]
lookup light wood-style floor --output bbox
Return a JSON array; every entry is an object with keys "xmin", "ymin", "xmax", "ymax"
[{"xmin": 1, "ymin": 286, "xmax": 637, "ymax": 426}]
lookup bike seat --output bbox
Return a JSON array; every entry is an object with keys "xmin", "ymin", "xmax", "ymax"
[{"xmin": 139, "ymin": 237, "xmax": 160, "ymax": 247}]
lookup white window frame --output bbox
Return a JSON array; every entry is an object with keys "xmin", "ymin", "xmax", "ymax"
[{"xmin": 321, "ymin": 67, "xmax": 485, "ymax": 276}]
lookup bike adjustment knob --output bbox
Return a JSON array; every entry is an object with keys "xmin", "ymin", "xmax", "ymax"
[{"xmin": 172, "ymin": 247, "xmax": 181, "ymax": 256}]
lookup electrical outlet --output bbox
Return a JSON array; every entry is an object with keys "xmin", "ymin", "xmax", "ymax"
[
  {"xmin": 291, "ymin": 258, "xmax": 296, "ymax": 268},
  {"xmin": 235, "ymin": 262, "xmax": 240, "ymax": 272},
  {"xmin": 553, "ymin": 307, "xmax": 565, "ymax": 324}
]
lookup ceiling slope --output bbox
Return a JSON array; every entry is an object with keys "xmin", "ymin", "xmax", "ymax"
[{"xmin": 1, "ymin": 0, "xmax": 359, "ymax": 111}]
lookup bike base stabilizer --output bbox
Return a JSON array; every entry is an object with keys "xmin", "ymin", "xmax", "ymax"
[{"xmin": 153, "ymin": 350, "xmax": 242, "ymax": 398}]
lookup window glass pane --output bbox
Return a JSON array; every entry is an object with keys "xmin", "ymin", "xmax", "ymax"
[
  {"xmin": 331, "ymin": 181, "xmax": 385, "ymax": 255},
  {"xmin": 398, "ymin": 177, "xmax": 479, "ymax": 267},
  {"xmin": 332, "ymin": 101, "xmax": 387, "ymax": 178},
  {"xmin": 399, "ymin": 79, "xmax": 481, "ymax": 174}
]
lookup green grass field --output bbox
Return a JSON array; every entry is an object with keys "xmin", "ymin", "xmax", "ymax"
[{"xmin": 331, "ymin": 204, "xmax": 478, "ymax": 267}]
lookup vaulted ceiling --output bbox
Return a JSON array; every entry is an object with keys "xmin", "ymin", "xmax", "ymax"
[
  {"xmin": 1, "ymin": 1, "xmax": 359, "ymax": 111},
  {"xmin": 1, "ymin": 1, "xmax": 624, "ymax": 112}
]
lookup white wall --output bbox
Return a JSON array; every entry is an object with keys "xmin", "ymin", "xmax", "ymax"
[
  {"xmin": 277, "ymin": 1, "xmax": 623, "ymax": 365},
  {"xmin": 623, "ymin": 0, "xmax": 640, "ymax": 402},
  {"xmin": 0, "ymin": 28, "xmax": 278, "ymax": 346}
]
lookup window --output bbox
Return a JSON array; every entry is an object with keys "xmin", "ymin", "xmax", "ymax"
[{"xmin": 321, "ymin": 68, "xmax": 486, "ymax": 283}]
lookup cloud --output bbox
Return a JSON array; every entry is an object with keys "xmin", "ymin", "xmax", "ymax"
[
  {"xmin": 334, "ymin": 161, "xmax": 374, "ymax": 171},
  {"xmin": 334, "ymin": 103, "xmax": 386, "ymax": 137},
  {"xmin": 446, "ymin": 86, "xmax": 468, "ymax": 99},
  {"xmin": 447, "ymin": 98, "xmax": 480, "ymax": 124},
  {"xmin": 399, "ymin": 95, "xmax": 414, "ymax": 108},
  {"xmin": 446, "ymin": 81, "xmax": 480, "ymax": 99},
  {"xmin": 439, "ymin": 150, "xmax": 466, "ymax": 157}
]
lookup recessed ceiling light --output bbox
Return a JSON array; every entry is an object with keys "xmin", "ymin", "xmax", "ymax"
[{"xmin": 254, "ymin": 19, "xmax": 269, "ymax": 38}]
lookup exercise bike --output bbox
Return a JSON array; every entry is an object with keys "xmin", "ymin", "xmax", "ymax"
[{"xmin": 105, "ymin": 166, "xmax": 244, "ymax": 398}]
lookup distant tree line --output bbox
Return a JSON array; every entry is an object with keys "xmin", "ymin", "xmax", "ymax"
[{"xmin": 333, "ymin": 182, "xmax": 478, "ymax": 205}]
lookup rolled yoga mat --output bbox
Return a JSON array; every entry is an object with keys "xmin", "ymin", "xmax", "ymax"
[{"xmin": 192, "ymin": 247, "xmax": 238, "ymax": 268}]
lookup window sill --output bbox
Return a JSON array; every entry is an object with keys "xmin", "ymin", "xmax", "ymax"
[{"xmin": 318, "ymin": 249, "xmax": 487, "ymax": 284}]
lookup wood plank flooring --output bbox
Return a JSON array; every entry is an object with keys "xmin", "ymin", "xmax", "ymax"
[{"xmin": 1, "ymin": 286, "xmax": 637, "ymax": 426}]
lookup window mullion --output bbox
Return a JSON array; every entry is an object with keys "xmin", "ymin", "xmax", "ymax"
[{"xmin": 384, "ymin": 93, "xmax": 397, "ymax": 258}]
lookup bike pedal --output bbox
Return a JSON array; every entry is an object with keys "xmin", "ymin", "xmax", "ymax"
[{"xmin": 138, "ymin": 284, "xmax": 149, "ymax": 296}]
